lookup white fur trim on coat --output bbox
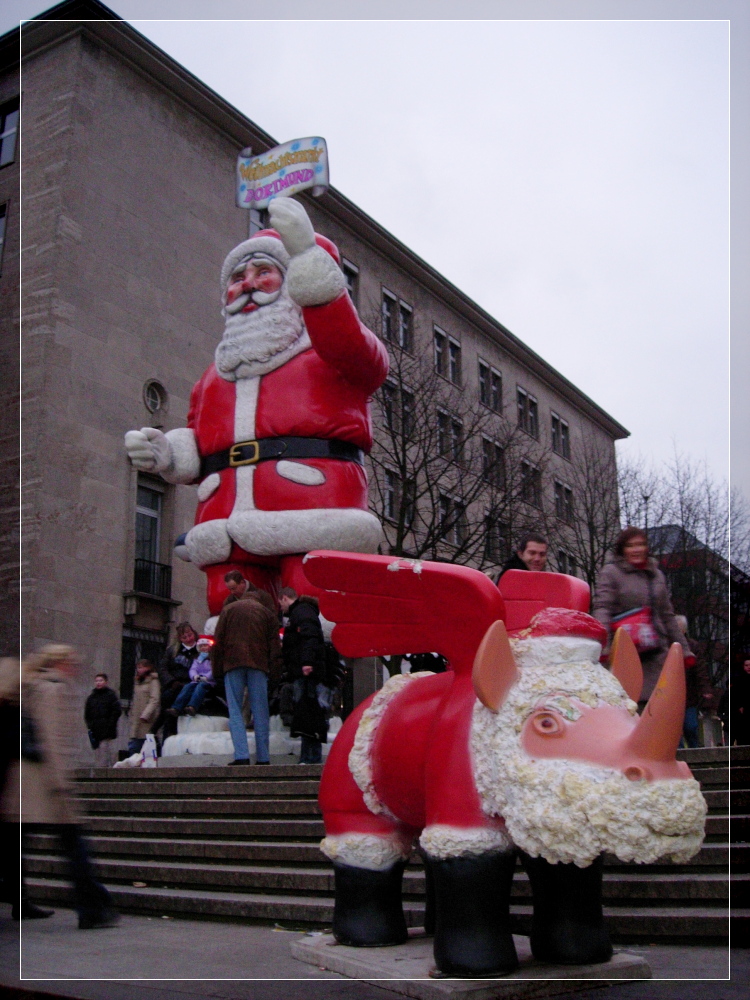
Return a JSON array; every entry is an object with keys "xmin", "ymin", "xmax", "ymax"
[
  {"xmin": 275, "ymin": 460, "xmax": 326, "ymax": 486},
  {"xmin": 185, "ymin": 519, "xmax": 233, "ymax": 567},
  {"xmin": 320, "ymin": 832, "xmax": 413, "ymax": 871},
  {"xmin": 226, "ymin": 506, "xmax": 383, "ymax": 558},
  {"xmin": 419, "ymin": 825, "xmax": 513, "ymax": 860},
  {"xmin": 286, "ymin": 245, "xmax": 346, "ymax": 308},
  {"xmin": 349, "ymin": 672, "xmax": 434, "ymax": 817},
  {"xmin": 197, "ymin": 473, "xmax": 221, "ymax": 502},
  {"xmin": 160, "ymin": 428, "xmax": 201, "ymax": 484}
]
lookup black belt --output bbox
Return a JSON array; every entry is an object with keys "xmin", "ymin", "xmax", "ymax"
[{"xmin": 200, "ymin": 437, "xmax": 365, "ymax": 479}]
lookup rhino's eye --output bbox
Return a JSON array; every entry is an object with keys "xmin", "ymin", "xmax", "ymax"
[{"xmin": 530, "ymin": 710, "xmax": 564, "ymax": 737}]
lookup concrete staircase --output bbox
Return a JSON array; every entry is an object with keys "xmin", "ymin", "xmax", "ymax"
[{"xmin": 25, "ymin": 746, "xmax": 748, "ymax": 943}]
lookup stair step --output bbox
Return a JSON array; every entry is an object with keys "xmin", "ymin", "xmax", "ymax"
[
  {"xmin": 83, "ymin": 816, "xmax": 326, "ymax": 838},
  {"xmin": 81, "ymin": 797, "xmax": 321, "ymax": 816},
  {"xmin": 76, "ymin": 779, "xmax": 321, "ymax": 799},
  {"xmin": 73, "ymin": 764, "xmax": 324, "ymax": 780}
]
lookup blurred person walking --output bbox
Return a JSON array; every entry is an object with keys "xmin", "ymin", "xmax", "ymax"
[
  {"xmin": 21, "ymin": 645, "xmax": 118, "ymax": 929},
  {"xmin": 84, "ymin": 673, "xmax": 121, "ymax": 767},
  {"xmin": 592, "ymin": 527, "xmax": 693, "ymax": 707}
]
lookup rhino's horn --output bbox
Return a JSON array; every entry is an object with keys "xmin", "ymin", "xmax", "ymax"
[
  {"xmin": 472, "ymin": 620, "xmax": 518, "ymax": 712},
  {"xmin": 625, "ymin": 643, "xmax": 686, "ymax": 762},
  {"xmin": 609, "ymin": 627, "xmax": 643, "ymax": 702}
]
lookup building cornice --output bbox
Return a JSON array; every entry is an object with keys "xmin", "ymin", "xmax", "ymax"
[{"xmin": 6, "ymin": 0, "xmax": 629, "ymax": 440}]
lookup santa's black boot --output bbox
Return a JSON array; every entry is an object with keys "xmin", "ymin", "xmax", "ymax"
[
  {"xmin": 520, "ymin": 852, "xmax": 613, "ymax": 965},
  {"xmin": 421, "ymin": 852, "xmax": 436, "ymax": 936},
  {"xmin": 331, "ymin": 861, "xmax": 408, "ymax": 946},
  {"xmin": 425, "ymin": 851, "xmax": 518, "ymax": 977}
]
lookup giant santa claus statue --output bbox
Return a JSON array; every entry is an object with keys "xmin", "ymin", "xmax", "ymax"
[{"xmin": 125, "ymin": 197, "xmax": 389, "ymax": 616}]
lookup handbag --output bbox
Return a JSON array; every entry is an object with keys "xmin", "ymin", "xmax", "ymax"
[{"xmin": 610, "ymin": 606, "xmax": 661, "ymax": 653}]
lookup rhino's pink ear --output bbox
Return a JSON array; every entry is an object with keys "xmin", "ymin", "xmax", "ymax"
[
  {"xmin": 609, "ymin": 627, "xmax": 643, "ymax": 702},
  {"xmin": 472, "ymin": 620, "xmax": 518, "ymax": 712}
]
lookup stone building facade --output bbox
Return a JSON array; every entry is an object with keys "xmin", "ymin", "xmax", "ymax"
[{"xmin": 2, "ymin": 2, "xmax": 627, "ymax": 739}]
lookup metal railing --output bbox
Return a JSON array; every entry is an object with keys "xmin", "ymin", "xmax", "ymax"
[{"xmin": 133, "ymin": 559, "xmax": 172, "ymax": 599}]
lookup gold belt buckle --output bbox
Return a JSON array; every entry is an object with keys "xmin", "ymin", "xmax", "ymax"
[{"xmin": 229, "ymin": 440, "xmax": 260, "ymax": 467}]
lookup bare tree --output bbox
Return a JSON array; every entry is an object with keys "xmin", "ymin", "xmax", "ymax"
[{"xmin": 358, "ymin": 292, "xmax": 550, "ymax": 571}]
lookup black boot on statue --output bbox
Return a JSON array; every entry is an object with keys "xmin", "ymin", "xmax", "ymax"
[
  {"xmin": 520, "ymin": 851, "xmax": 612, "ymax": 966},
  {"xmin": 331, "ymin": 861, "xmax": 408, "ymax": 946},
  {"xmin": 425, "ymin": 850, "xmax": 518, "ymax": 977}
]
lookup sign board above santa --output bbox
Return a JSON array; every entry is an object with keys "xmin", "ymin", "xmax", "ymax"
[{"xmin": 236, "ymin": 138, "xmax": 329, "ymax": 210}]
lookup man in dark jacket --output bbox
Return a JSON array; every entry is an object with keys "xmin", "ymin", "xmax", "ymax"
[
  {"xmin": 84, "ymin": 674, "xmax": 121, "ymax": 767},
  {"xmin": 497, "ymin": 533, "xmax": 548, "ymax": 580},
  {"xmin": 279, "ymin": 588, "xmax": 328, "ymax": 764},
  {"xmin": 212, "ymin": 595, "xmax": 283, "ymax": 766}
]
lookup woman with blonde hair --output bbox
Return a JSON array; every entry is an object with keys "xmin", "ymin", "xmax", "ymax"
[{"xmin": 21, "ymin": 644, "xmax": 118, "ymax": 928}]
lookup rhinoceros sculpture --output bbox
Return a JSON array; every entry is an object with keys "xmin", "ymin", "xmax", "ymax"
[{"xmin": 303, "ymin": 551, "xmax": 706, "ymax": 977}]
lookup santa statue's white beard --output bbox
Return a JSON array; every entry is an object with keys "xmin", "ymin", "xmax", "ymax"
[{"xmin": 215, "ymin": 284, "xmax": 311, "ymax": 381}]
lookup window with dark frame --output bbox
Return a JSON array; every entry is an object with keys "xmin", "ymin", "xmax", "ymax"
[
  {"xmin": 448, "ymin": 338, "xmax": 462, "ymax": 385},
  {"xmin": 381, "ymin": 381, "xmax": 396, "ymax": 429},
  {"xmin": 479, "ymin": 361, "xmax": 502, "ymax": 412},
  {"xmin": 554, "ymin": 481, "xmax": 574, "ymax": 523},
  {"xmin": 484, "ymin": 516, "xmax": 509, "ymax": 564},
  {"xmin": 450, "ymin": 419, "xmax": 464, "ymax": 464},
  {"xmin": 439, "ymin": 494, "xmax": 467, "ymax": 546},
  {"xmin": 398, "ymin": 301, "xmax": 413, "ymax": 352},
  {"xmin": 401, "ymin": 388, "xmax": 415, "ymax": 438},
  {"xmin": 437, "ymin": 410, "xmax": 450, "ymax": 455},
  {"xmin": 434, "ymin": 327, "xmax": 447, "ymax": 376},
  {"xmin": 135, "ymin": 483, "xmax": 163, "ymax": 564},
  {"xmin": 403, "ymin": 478, "xmax": 416, "ymax": 527},
  {"xmin": 520, "ymin": 460, "xmax": 542, "ymax": 507},
  {"xmin": 382, "ymin": 290, "xmax": 396, "ymax": 342},
  {"xmin": 482, "ymin": 437, "xmax": 505, "ymax": 487},
  {"xmin": 0, "ymin": 99, "xmax": 19, "ymax": 168},
  {"xmin": 551, "ymin": 412, "xmax": 571, "ymax": 459},
  {"xmin": 517, "ymin": 387, "xmax": 538, "ymax": 438},
  {"xmin": 384, "ymin": 469, "xmax": 398, "ymax": 521},
  {"xmin": 342, "ymin": 259, "xmax": 359, "ymax": 306},
  {"xmin": 558, "ymin": 550, "xmax": 577, "ymax": 577}
]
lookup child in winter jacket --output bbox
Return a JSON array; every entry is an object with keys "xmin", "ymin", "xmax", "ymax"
[{"xmin": 167, "ymin": 637, "xmax": 215, "ymax": 717}]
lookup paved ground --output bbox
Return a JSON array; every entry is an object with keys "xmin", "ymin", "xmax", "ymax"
[{"xmin": 1, "ymin": 904, "xmax": 746, "ymax": 1000}]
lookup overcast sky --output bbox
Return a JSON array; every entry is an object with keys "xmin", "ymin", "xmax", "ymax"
[{"xmin": 6, "ymin": 0, "xmax": 749, "ymax": 506}]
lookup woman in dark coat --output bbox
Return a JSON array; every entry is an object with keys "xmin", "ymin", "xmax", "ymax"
[
  {"xmin": 279, "ymin": 589, "xmax": 328, "ymax": 764},
  {"xmin": 592, "ymin": 527, "xmax": 693, "ymax": 706}
]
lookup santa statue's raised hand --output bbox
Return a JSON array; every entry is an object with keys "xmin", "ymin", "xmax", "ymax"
[
  {"xmin": 124, "ymin": 427, "xmax": 173, "ymax": 473},
  {"xmin": 268, "ymin": 197, "xmax": 345, "ymax": 308}
]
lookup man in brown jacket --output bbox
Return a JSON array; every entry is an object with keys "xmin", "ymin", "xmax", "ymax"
[{"xmin": 212, "ymin": 595, "xmax": 283, "ymax": 765}]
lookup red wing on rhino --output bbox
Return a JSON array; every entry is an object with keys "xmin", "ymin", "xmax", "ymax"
[{"xmin": 302, "ymin": 550, "xmax": 506, "ymax": 674}]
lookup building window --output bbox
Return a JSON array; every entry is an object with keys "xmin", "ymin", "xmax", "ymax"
[
  {"xmin": 434, "ymin": 327, "xmax": 446, "ymax": 376},
  {"xmin": 381, "ymin": 381, "xmax": 396, "ymax": 429},
  {"xmin": 437, "ymin": 410, "xmax": 450, "ymax": 455},
  {"xmin": 248, "ymin": 207, "xmax": 269, "ymax": 236},
  {"xmin": 403, "ymin": 478, "xmax": 416, "ymax": 527},
  {"xmin": 0, "ymin": 99, "xmax": 19, "ymax": 168},
  {"xmin": 485, "ymin": 516, "xmax": 509, "ymax": 564},
  {"xmin": 143, "ymin": 379, "xmax": 168, "ymax": 415},
  {"xmin": 0, "ymin": 203, "xmax": 6, "ymax": 275},
  {"xmin": 439, "ymin": 494, "xmax": 467, "ymax": 546},
  {"xmin": 551, "ymin": 412, "xmax": 571, "ymax": 459},
  {"xmin": 479, "ymin": 361, "xmax": 502, "ymax": 412},
  {"xmin": 554, "ymin": 481, "xmax": 574, "ymax": 523},
  {"xmin": 520, "ymin": 460, "xmax": 542, "ymax": 507},
  {"xmin": 342, "ymin": 259, "xmax": 359, "ymax": 306},
  {"xmin": 398, "ymin": 301, "xmax": 413, "ymax": 352},
  {"xmin": 482, "ymin": 437, "xmax": 505, "ymax": 488},
  {"xmin": 450, "ymin": 419, "xmax": 464, "ymax": 464},
  {"xmin": 382, "ymin": 289, "xmax": 397, "ymax": 342},
  {"xmin": 401, "ymin": 388, "xmax": 415, "ymax": 438},
  {"xmin": 558, "ymin": 550, "xmax": 577, "ymax": 577},
  {"xmin": 384, "ymin": 470, "xmax": 398, "ymax": 521},
  {"xmin": 517, "ymin": 387, "xmax": 539, "ymax": 438},
  {"xmin": 448, "ymin": 338, "xmax": 462, "ymax": 384},
  {"xmin": 135, "ymin": 482, "xmax": 163, "ymax": 564}
]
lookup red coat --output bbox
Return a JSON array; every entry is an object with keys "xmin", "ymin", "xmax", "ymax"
[{"xmin": 181, "ymin": 292, "xmax": 388, "ymax": 565}]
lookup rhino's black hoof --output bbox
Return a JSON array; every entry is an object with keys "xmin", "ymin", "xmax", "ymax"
[
  {"xmin": 425, "ymin": 850, "xmax": 518, "ymax": 977},
  {"xmin": 520, "ymin": 852, "xmax": 613, "ymax": 966},
  {"xmin": 331, "ymin": 860, "xmax": 408, "ymax": 947}
]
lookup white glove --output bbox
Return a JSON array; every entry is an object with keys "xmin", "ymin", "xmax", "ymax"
[
  {"xmin": 268, "ymin": 198, "xmax": 316, "ymax": 257},
  {"xmin": 124, "ymin": 427, "xmax": 172, "ymax": 473}
]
